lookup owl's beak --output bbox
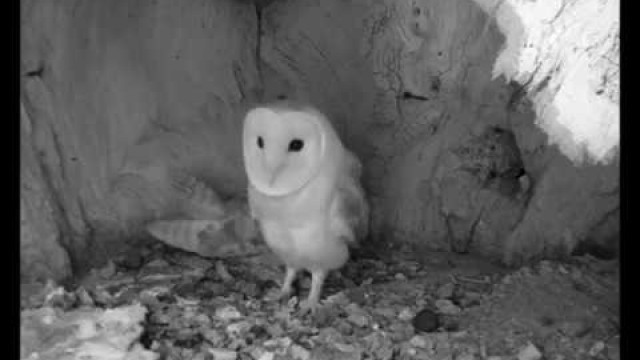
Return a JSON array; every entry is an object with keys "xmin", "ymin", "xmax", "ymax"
[{"xmin": 269, "ymin": 164, "xmax": 285, "ymax": 186}]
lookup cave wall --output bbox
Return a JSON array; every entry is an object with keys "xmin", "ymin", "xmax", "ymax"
[
  {"xmin": 20, "ymin": 0, "xmax": 619, "ymax": 281},
  {"xmin": 20, "ymin": 0, "xmax": 260, "ymax": 281},
  {"xmin": 259, "ymin": 0, "xmax": 619, "ymax": 263}
]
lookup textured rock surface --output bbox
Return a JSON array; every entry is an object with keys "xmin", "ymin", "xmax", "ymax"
[
  {"xmin": 20, "ymin": 0, "xmax": 619, "ymax": 281},
  {"xmin": 21, "ymin": 102, "xmax": 72, "ymax": 282},
  {"xmin": 20, "ymin": 0, "xmax": 260, "ymax": 279},
  {"xmin": 473, "ymin": 0, "xmax": 619, "ymax": 165},
  {"xmin": 259, "ymin": 0, "xmax": 619, "ymax": 264}
]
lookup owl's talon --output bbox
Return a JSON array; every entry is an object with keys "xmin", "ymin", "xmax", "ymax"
[{"xmin": 298, "ymin": 299, "xmax": 319, "ymax": 316}]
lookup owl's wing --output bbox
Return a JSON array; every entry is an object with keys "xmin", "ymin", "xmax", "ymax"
[
  {"xmin": 331, "ymin": 150, "xmax": 370, "ymax": 245},
  {"xmin": 247, "ymin": 185, "xmax": 260, "ymax": 220}
]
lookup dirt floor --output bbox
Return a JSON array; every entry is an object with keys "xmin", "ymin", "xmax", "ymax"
[{"xmin": 20, "ymin": 241, "xmax": 619, "ymax": 360}]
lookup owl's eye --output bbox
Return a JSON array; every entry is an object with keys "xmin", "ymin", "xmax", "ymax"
[
  {"xmin": 257, "ymin": 136, "xmax": 264, "ymax": 149},
  {"xmin": 288, "ymin": 139, "xmax": 304, "ymax": 152}
]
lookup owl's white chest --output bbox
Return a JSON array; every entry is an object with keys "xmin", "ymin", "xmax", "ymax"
[{"xmin": 249, "ymin": 175, "xmax": 349, "ymax": 271}]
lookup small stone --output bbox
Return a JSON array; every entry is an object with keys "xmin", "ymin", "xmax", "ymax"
[
  {"xmin": 411, "ymin": 309, "xmax": 440, "ymax": 333},
  {"xmin": 389, "ymin": 322, "xmax": 413, "ymax": 342},
  {"xmin": 363, "ymin": 332, "xmax": 394, "ymax": 360},
  {"xmin": 290, "ymin": 344, "xmax": 311, "ymax": 360},
  {"xmin": 409, "ymin": 335, "xmax": 432, "ymax": 349},
  {"xmin": 458, "ymin": 292, "xmax": 482, "ymax": 308},
  {"xmin": 347, "ymin": 312, "xmax": 369, "ymax": 328},
  {"xmin": 559, "ymin": 320, "xmax": 592, "ymax": 337},
  {"xmin": 208, "ymin": 348, "xmax": 237, "ymax": 360},
  {"xmin": 44, "ymin": 286, "xmax": 76, "ymax": 310},
  {"xmin": 395, "ymin": 273, "xmax": 407, "ymax": 281},
  {"xmin": 346, "ymin": 304, "xmax": 370, "ymax": 327},
  {"xmin": 227, "ymin": 321, "xmax": 251, "ymax": 337},
  {"xmin": 334, "ymin": 343, "xmax": 358, "ymax": 353},
  {"xmin": 517, "ymin": 342, "xmax": 542, "ymax": 360},
  {"xmin": 336, "ymin": 320, "xmax": 354, "ymax": 335},
  {"xmin": 195, "ymin": 313, "xmax": 212, "ymax": 326},
  {"xmin": 215, "ymin": 306, "xmax": 243, "ymax": 321},
  {"xmin": 264, "ymin": 337, "xmax": 292, "ymax": 349},
  {"xmin": 436, "ymin": 283, "xmax": 455, "ymax": 299},
  {"xmin": 588, "ymin": 341, "xmax": 605, "ymax": 356},
  {"xmin": 327, "ymin": 291, "xmax": 352, "ymax": 306},
  {"xmin": 257, "ymin": 352, "xmax": 275, "ymax": 360},
  {"xmin": 435, "ymin": 299, "xmax": 461, "ymax": 315},
  {"xmin": 398, "ymin": 308, "xmax": 415, "ymax": 321},
  {"xmin": 75, "ymin": 287, "xmax": 95, "ymax": 307},
  {"xmin": 203, "ymin": 329, "xmax": 225, "ymax": 346}
]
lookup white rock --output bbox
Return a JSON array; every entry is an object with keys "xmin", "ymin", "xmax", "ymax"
[
  {"xmin": 207, "ymin": 348, "xmax": 237, "ymax": 360},
  {"xmin": 435, "ymin": 299, "xmax": 461, "ymax": 315},
  {"xmin": 517, "ymin": 342, "xmax": 542, "ymax": 360}
]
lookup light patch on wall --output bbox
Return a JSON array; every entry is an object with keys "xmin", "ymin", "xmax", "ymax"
[{"xmin": 472, "ymin": 0, "xmax": 619, "ymax": 165}]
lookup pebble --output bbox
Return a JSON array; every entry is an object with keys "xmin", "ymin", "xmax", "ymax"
[
  {"xmin": 517, "ymin": 342, "xmax": 542, "ymax": 360},
  {"xmin": 346, "ymin": 304, "xmax": 370, "ymax": 327},
  {"xmin": 264, "ymin": 337, "xmax": 293, "ymax": 349},
  {"xmin": 203, "ymin": 329, "xmax": 225, "ymax": 346},
  {"xmin": 409, "ymin": 335, "xmax": 432, "ymax": 349},
  {"xmin": 412, "ymin": 309, "xmax": 440, "ymax": 333},
  {"xmin": 290, "ymin": 344, "xmax": 311, "ymax": 360},
  {"xmin": 588, "ymin": 341, "xmax": 605, "ymax": 356},
  {"xmin": 75, "ymin": 287, "xmax": 95, "ymax": 307},
  {"xmin": 215, "ymin": 306, "xmax": 243, "ymax": 321},
  {"xmin": 207, "ymin": 348, "xmax": 237, "ymax": 360},
  {"xmin": 226, "ymin": 321, "xmax": 251, "ymax": 336},
  {"xmin": 395, "ymin": 273, "xmax": 407, "ymax": 281},
  {"xmin": 257, "ymin": 352, "xmax": 275, "ymax": 360},
  {"xmin": 435, "ymin": 299, "xmax": 461, "ymax": 315},
  {"xmin": 347, "ymin": 313, "xmax": 369, "ymax": 328},
  {"xmin": 398, "ymin": 308, "xmax": 415, "ymax": 321},
  {"xmin": 437, "ymin": 283, "xmax": 456, "ymax": 299},
  {"xmin": 558, "ymin": 320, "xmax": 592, "ymax": 337}
]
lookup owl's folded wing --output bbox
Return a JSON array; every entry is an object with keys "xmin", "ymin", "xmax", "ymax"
[{"xmin": 332, "ymin": 150, "xmax": 370, "ymax": 245}]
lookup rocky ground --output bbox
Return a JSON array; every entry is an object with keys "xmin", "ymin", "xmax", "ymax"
[{"xmin": 20, "ymin": 241, "xmax": 619, "ymax": 360}]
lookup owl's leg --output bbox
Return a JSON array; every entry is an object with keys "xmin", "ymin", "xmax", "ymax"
[
  {"xmin": 265, "ymin": 267, "xmax": 298, "ymax": 303},
  {"xmin": 278, "ymin": 266, "xmax": 298, "ymax": 300},
  {"xmin": 298, "ymin": 269, "xmax": 327, "ymax": 315}
]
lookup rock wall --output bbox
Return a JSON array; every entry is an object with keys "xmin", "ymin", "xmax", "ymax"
[
  {"xmin": 20, "ymin": 0, "xmax": 619, "ymax": 281},
  {"xmin": 259, "ymin": 0, "xmax": 618, "ymax": 264},
  {"xmin": 20, "ymin": 0, "xmax": 260, "ymax": 280}
]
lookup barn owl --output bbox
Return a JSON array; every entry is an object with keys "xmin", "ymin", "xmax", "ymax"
[{"xmin": 242, "ymin": 101, "xmax": 369, "ymax": 314}]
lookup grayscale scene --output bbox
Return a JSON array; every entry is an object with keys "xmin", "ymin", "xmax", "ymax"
[{"xmin": 21, "ymin": 0, "xmax": 620, "ymax": 359}]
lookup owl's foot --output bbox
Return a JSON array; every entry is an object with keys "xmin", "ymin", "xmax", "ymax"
[
  {"xmin": 296, "ymin": 269, "xmax": 328, "ymax": 316},
  {"xmin": 265, "ymin": 267, "xmax": 298, "ymax": 305},
  {"xmin": 297, "ymin": 298, "xmax": 320, "ymax": 316}
]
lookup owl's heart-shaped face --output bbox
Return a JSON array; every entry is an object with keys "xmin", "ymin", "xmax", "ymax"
[{"xmin": 243, "ymin": 107, "xmax": 326, "ymax": 196}]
